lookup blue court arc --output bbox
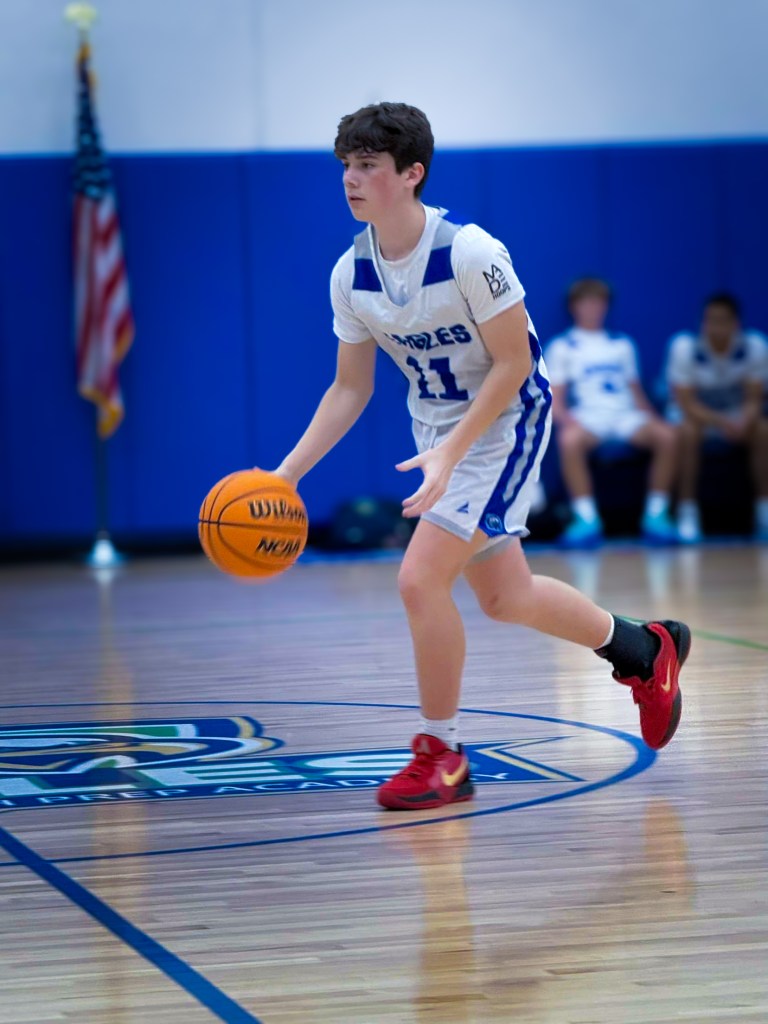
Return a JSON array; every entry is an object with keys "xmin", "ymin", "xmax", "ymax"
[
  {"xmin": 0, "ymin": 699, "xmax": 656, "ymax": 1024},
  {"xmin": 0, "ymin": 699, "xmax": 656, "ymax": 865}
]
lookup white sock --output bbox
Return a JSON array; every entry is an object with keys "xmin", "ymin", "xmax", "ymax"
[
  {"xmin": 572, "ymin": 496, "xmax": 599, "ymax": 523},
  {"xmin": 595, "ymin": 614, "xmax": 615, "ymax": 651},
  {"xmin": 419, "ymin": 715, "xmax": 459, "ymax": 750},
  {"xmin": 756, "ymin": 498, "xmax": 768, "ymax": 530},
  {"xmin": 677, "ymin": 500, "xmax": 699, "ymax": 524},
  {"xmin": 644, "ymin": 492, "xmax": 669, "ymax": 518}
]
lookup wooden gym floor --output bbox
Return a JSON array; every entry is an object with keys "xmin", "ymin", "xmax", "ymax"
[{"xmin": 0, "ymin": 543, "xmax": 766, "ymax": 1023}]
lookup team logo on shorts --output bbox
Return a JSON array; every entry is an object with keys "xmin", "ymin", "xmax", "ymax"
[
  {"xmin": 483, "ymin": 513, "xmax": 504, "ymax": 533},
  {"xmin": 482, "ymin": 263, "xmax": 511, "ymax": 300},
  {"xmin": 0, "ymin": 716, "xmax": 581, "ymax": 809}
]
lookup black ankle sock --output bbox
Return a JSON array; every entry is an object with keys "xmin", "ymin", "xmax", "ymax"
[{"xmin": 595, "ymin": 616, "xmax": 661, "ymax": 680}]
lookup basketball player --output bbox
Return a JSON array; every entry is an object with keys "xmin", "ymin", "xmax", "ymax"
[
  {"xmin": 545, "ymin": 279, "xmax": 678, "ymax": 547},
  {"xmin": 275, "ymin": 103, "xmax": 690, "ymax": 810},
  {"xmin": 665, "ymin": 293, "xmax": 768, "ymax": 542}
]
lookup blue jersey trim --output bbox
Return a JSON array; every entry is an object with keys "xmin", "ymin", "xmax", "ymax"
[
  {"xmin": 352, "ymin": 258, "xmax": 382, "ymax": 292},
  {"xmin": 421, "ymin": 245, "xmax": 454, "ymax": 286},
  {"xmin": 693, "ymin": 340, "xmax": 748, "ymax": 364},
  {"xmin": 480, "ymin": 333, "xmax": 552, "ymax": 534}
]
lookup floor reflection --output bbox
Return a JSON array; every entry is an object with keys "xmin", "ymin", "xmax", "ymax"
[{"xmin": 380, "ymin": 798, "xmax": 694, "ymax": 1023}]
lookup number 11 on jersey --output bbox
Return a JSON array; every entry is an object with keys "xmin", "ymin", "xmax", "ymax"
[{"xmin": 406, "ymin": 355, "xmax": 469, "ymax": 401}]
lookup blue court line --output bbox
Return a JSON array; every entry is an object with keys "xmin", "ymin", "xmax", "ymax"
[
  {"xmin": 0, "ymin": 826, "xmax": 263, "ymax": 1024},
  {"xmin": 9, "ymin": 753, "xmax": 653, "ymax": 867},
  {"xmin": 0, "ymin": 701, "xmax": 655, "ymax": 865}
]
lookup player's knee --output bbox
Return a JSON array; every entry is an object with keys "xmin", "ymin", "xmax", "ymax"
[
  {"xmin": 397, "ymin": 561, "xmax": 436, "ymax": 612},
  {"xmin": 653, "ymin": 421, "xmax": 677, "ymax": 450},
  {"xmin": 752, "ymin": 417, "xmax": 768, "ymax": 446},
  {"xmin": 677, "ymin": 419, "xmax": 701, "ymax": 446},
  {"xmin": 557, "ymin": 423, "xmax": 589, "ymax": 454},
  {"xmin": 476, "ymin": 584, "xmax": 531, "ymax": 624}
]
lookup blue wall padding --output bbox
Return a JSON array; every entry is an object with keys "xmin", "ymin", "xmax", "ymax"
[{"xmin": 1, "ymin": 142, "xmax": 766, "ymax": 542}]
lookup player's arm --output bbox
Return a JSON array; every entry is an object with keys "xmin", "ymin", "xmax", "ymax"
[
  {"xmin": 399, "ymin": 300, "xmax": 533, "ymax": 517},
  {"xmin": 723, "ymin": 335, "xmax": 767, "ymax": 434},
  {"xmin": 673, "ymin": 384, "xmax": 734, "ymax": 430},
  {"xmin": 443, "ymin": 300, "xmax": 536, "ymax": 454},
  {"xmin": 629, "ymin": 380, "xmax": 661, "ymax": 417},
  {"xmin": 543, "ymin": 340, "xmax": 575, "ymax": 426},
  {"xmin": 275, "ymin": 337, "xmax": 377, "ymax": 486},
  {"xmin": 550, "ymin": 384, "xmax": 575, "ymax": 426},
  {"xmin": 714, "ymin": 378, "xmax": 766, "ymax": 440},
  {"xmin": 666, "ymin": 335, "xmax": 730, "ymax": 429},
  {"xmin": 621, "ymin": 339, "xmax": 658, "ymax": 416},
  {"xmin": 740, "ymin": 378, "xmax": 765, "ymax": 426}
]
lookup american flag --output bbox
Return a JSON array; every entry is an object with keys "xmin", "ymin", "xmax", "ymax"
[{"xmin": 73, "ymin": 39, "xmax": 134, "ymax": 438}]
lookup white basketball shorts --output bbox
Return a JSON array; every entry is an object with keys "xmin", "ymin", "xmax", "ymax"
[
  {"xmin": 571, "ymin": 407, "xmax": 649, "ymax": 442},
  {"xmin": 412, "ymin": 406, "xmax": 552, "ymax": 545}
]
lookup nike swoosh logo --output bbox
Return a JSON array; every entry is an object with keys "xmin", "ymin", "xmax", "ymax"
[
  {"xmin": 441, "ymin": 758, "xmax": 468, "ymax": 788},
  {"xmin": 661, "ymin": 664, "xmax": 673, "ymax": 693}
]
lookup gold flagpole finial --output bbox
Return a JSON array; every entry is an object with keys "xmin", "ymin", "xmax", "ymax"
[{"xmin": 64, "ymin": 3, "xmax": 98, "ymax": 33}]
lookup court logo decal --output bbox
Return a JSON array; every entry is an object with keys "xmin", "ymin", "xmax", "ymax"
[{"xmin": 0, "ymin": 716, "xmax": 581, "ymax": 809}]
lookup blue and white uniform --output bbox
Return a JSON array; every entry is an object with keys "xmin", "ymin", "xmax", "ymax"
[
  {"xmin": 331, "ymin": 206, "xmax": 551, "ymax": 543},
  {"xmin": 544, "ymin": 328, "xmax": 649, "ymax": 440},
  {"xmin": 665, "ymin": 330, "xmax": 768, "ymax": 423}
]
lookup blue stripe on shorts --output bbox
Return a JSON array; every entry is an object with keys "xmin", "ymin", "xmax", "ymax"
[{"xmin": 479, "ymin": 335, "xmax": 552, "ymax": 536}]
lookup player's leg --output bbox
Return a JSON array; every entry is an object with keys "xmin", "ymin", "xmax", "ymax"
[
  {"xmin": 465, "ymin": 536, "xmax": 610, "ymax": 644},
  {"xmin": 747, "ymin": 416, "xmax": 768, "ymax": 540},
  {"xmin": 398, "ymin": 520, "xmax": 487, "ymax": 719},
  {"xmin": 377, "ymin": 521, "xmax": 485, "ymax": 811},
  {"xmin": 628, "ymin": 417, "xmax": 679, "ymax": 541},
  {"xmin": 675, "ymin": 418, "xmax": 704, "ymax": 542},
  {"xmin": 464, "ymin": 538, "xmax": 690, "ymax": 750},
  {"xmin": 557, "ymin": 420, "xmax": 600, "ymax": 499},
  {"xmin": 556, "ymin": 419, "xmax": 604, "ymax": 545},
  {"xmin": 630, "ymin": 417, "xmax": 677, "ymax": 495}
]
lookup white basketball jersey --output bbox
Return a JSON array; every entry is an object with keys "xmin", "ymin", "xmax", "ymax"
[
  {"xmin": 666, "ymin": 331, "xmax": 768, "ymax": 411},
  {"xmin": 544, "ymin": 328, "xmax": 641, "ymax": 414},
  {"xmin": 331, "ymin": 210, "xmax": 550, "ymax": 430}
]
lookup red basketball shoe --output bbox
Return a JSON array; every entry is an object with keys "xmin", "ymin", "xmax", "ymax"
[
  {"xmin": 614, "ymin": 620, "xmax": 690, "ymax": 749},
  {"xmin": 377, "ymin": 734, "xmax": 474, "ymax": 810}
]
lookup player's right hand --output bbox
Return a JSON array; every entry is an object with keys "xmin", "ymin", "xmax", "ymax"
[{"xmin": 397, "ymin": 445, "xmax": 457, "ymax": 518}]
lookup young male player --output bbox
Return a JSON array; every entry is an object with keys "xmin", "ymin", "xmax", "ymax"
[
  {"xmin": 275, "ymin": 103, "xmax": 690, "ymax": 810},
  {"xmin": 545, "ymin": 279, "xmax": 678, "ymax": 547},
  {"xmin": 665, "ymin": 293, "xmax": 768, "ymax": 542}
]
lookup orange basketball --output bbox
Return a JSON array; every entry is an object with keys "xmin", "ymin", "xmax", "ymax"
[{"xmin": 198, "ymin": 469, "xmax": 308, "ymax": 579}]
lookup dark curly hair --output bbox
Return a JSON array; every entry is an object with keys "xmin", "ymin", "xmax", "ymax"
[
  {"xmin": 703, "ymin": 292, "xmax": 741, "ymax": 319},
  {"xmin": 334, "ymin": 102, "xmax": 434, "ymax": 198}
]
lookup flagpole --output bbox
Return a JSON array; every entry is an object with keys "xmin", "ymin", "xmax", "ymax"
[
  {"xmin": 66, "ymin": 2, "xmax": 128, "ymax": 570},
  {"xmin": 88, "ymin": 435, "xmax": 123, "ymax": 568}
]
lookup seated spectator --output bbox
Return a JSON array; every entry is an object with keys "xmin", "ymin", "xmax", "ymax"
[
  {"xmin": 546, "ymin": 278, "xmax": 678, "ymax": 546},
  {"xmin": 666, "ymin": 293, "xmax": 768, "ymax": 542}
]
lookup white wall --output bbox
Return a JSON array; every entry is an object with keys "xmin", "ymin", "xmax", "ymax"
[{"xmin": 2, "ymin": 0, "xmax": 767, "ymax": 154}]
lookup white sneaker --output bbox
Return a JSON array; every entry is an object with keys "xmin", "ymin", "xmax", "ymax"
[{"xmin": 677, "ymin": 507, "xmax": 702, "ymax": 544}]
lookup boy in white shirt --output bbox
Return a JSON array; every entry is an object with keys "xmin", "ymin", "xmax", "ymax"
[
  {"xmin": 666, "ymin": 293, "xmax": 768, "ymax": 542},
  {"xmin": 546, "ymin": 279, "xmax": 678, "ymax": 546},
  {"xmin": 274, "ymin": 104, "xmax": 690, "ymax": 809}
]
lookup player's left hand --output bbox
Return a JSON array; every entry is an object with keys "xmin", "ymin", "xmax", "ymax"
[
  {"xmin": 397, "ymin": 446, "xmax": 457, "ymax": 518},
  {"xmin": 720, "ymin": 413, "xmax": 749, "ymax": 441}
]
